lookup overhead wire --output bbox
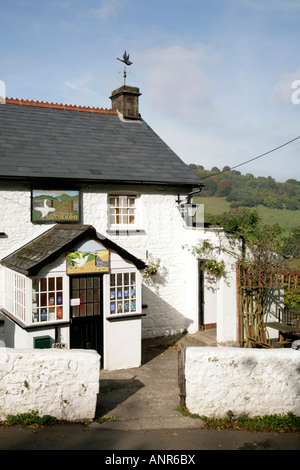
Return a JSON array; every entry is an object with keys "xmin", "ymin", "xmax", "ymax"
[{"xmin": 200, "ymin": 134, "xmax": 300, "ymax": 180}]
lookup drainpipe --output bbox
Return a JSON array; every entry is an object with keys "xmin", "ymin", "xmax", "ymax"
[{"xmin": 187, "ymin": 185, "xmax": 204, "ymax": 203}]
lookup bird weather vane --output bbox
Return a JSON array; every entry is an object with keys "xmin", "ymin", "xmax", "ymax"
[{"xmin": 117, "ymin": 51, "xmax": 133, "ymax": 85}]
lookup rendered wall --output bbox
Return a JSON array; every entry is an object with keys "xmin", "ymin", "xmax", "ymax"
[
  {"xmin": 0, "ymin": 182, "xmax": 240, "ymax": 345},
  {"xmin": 0, "ymin": 348, "xmax": 100, "ymax": 421},
  {"xmin": 185, "ymin": 347, "xmax": 300, "ymax": 418}
]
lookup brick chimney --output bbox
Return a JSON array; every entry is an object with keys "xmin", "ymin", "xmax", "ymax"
[{"xmin": 110, "ymin": 85, "xmax": 141, "ymax": 120}]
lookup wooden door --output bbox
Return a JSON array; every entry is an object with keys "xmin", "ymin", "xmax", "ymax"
[{"xmin": 70, "ymin": 275, "xmax": 103, "ymax": 361}]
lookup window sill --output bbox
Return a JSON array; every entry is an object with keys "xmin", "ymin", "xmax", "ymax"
[
  {"xmin": 107, "ymin": 229, "xmax": 146, "ymax": 236},
  {"xmin": 0, "ymin": 308, "xmax": 69, "ymax": 330},
  {"xmin": 106, "ymin": 312, "xmax": 146, "ymax": 321}
]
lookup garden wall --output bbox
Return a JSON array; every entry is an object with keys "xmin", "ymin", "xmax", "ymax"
[
  {"xmin": 0, "ymin": 348, "xmax": 100, "ymax": 422},
  {"xmin": 185, "ymin": 347, "xmax": 300, "ymax": 418}
]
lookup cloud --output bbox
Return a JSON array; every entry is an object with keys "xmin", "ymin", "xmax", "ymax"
[
  {"xmin": 90, "ymin": 0, "xmax": 126, "ymax": 20},
  {"xmin": 64, "ymin": 75, "xmax": 98, "ymax": 96},
  {"xmin": 135, "ymin": 44, "xmax": 220, "ymax": 125}
]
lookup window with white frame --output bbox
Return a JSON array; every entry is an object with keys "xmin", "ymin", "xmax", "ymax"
[
  {"xmin": 32, "ymin": 276, "xmax": 64, "ymax": 323},
  {"xmin": 110, "ymin": 272, "xmax": 137, "ymax": 314},
  {"xmin": 4, "ymin": 269, "xmax": 26, "ymax": 323},
  {"xmin": 109, "ymin": 195, "xmax": 138, "ymax": 228}
]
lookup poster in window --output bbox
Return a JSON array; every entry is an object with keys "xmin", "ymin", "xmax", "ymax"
[
  {"xmin": 117, "ymin": 302, "xmax": 123, "ymax": 313},
  {"xmin": 41, "ymin": 309, "xmax": 47, "ymax": 321},
  {"xmin": 110, "ymin": 302, "xmax": 116, "ymax": 314},
  {"xmin": 49, "ymin": 308, "xmax": 56, "ymax": 322},
  {"xmin": 32, "ymin": 189, "xmax": 80, "ymax": 223},
  {"xmin": 57, "ymin": 307, "xmax": 63, "ymax": 320}
]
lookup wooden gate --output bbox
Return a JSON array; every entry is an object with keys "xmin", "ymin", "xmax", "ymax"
[
  {"xmin": 237, "ymin": 266, "xmax": 300, "ymax": 348},
  {"xmin": 70, "ymin": 275, "xmax": 103, "ymax": 360}
]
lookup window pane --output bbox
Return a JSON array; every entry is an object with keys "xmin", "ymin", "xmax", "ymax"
[
  {"xmin": 117, "ymin": 302, "xmax": 123, "ymax": 313},
  {"xmin": 110, "ymin": 302, "xmax": 116, "ymax": 314},
  {"xmin": 94, "ymin": 289, "xmax": 100, "ymax": 302},
  {"xmin": 117, "ymin": 287, "xmax": 123, "ymax": 299},
  {"xmin": 110, "ymin": 288, "xmax": 115, "ymax": 300},
  {"xmin": 41, "ymin": 278, "xmax": 47, "ymax": 292},
  {"xmin": 87, "ymin": 289, "xmax": 93, "ymax": 302},
  {"xmin": 57, "ymin": 307, "xmax": 63, "ymax": 320},
  {"xmin": 48, "ymin": 292, "xmax": 55, "ymax": 305},
  {"xmin": 71, "ymin": 278, "xmax": 79, "ymax": 289},
  {"xmin": 41, "ymin": 308, "xmax": 47, "ymax": 321},
  {"xmin": 129, "ymin": 198, "xmax": 135, "ymax": 206},
  {"xmin": 49, "ymin": 308, "xmax": 55, "ymax": 322},
  {"xmin": 86, "ymin": 303, "xmax": 93, "ymax": 316},
  {"xmin": 56, "ymin": 277, "xmax": 63, "ymax": 290},
  {"xmin": 72, "ymin": 305, "xmax": 79, "ymax": 318},
  {"xmin": 94, "ymin": 303, "xmax": 100, "ymax": 315},
  {"xmin": 48, "ymin": 278, "xmax": 55, "ymax": 291},
  {"xmin": 79, "ymin": 290, "xmax": 86, "ymax": 303},
  {"xmin": 80, "ymin": 303, "xmax": 86, "ymax": 317},
  {"xmin": 57, "ymin": 292, "xmax": 63, "ymax": 305},
  {"xmin": 41, "ymin": 293, "xmax": 47, "ymax": 306}
]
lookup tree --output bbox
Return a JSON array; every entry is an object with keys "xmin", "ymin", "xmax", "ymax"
[{"xmin": 186, "ymin": 209, "xmax": 290, "ymax": 347}]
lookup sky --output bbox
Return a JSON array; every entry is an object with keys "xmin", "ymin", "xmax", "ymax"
[{"xmin": 1, "ymin": 0, "xmax": 300, "ymax": 182}]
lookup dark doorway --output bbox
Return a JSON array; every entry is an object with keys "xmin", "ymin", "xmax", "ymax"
[{"xmin": 70, "ymin": 275, "xmax": 103, "ymax": 363}]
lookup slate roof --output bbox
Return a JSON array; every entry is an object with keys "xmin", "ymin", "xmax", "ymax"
[
  {"xmin": 0, "ymin": 99, "xmax": 202, "ymax": 187},
  {"xmin": 0, "ymin": 224, "xmax": 146, "ymax": 276}
]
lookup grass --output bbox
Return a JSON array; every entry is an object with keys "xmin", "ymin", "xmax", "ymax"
[
  {"xmin": 2, "ymin": 409, "xmax": 299, "ymax": 433},
  {"xmin": 177, "ymin": 407, "xmax": 300, "ymax": 433},
  {"xmin": 194, "ymin": 196, "xmax": 299, "ymax": 233},
  {"xmin": 0, "ymin": 411, "xmax": 58, "ymax": 428}
]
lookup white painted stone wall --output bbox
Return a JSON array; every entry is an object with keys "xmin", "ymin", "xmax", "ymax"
[
  {"xmin": 0, "ymin": 348, "xmax": 100, "ymax": 421},
  {"xmin": 185, "ymin": 347, "xmax": 300, "ymax": 418}
]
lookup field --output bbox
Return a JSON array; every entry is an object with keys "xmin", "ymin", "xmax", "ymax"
[{"xmin": 194, "ymin": 196, "xmax": 299, "ymax": 233}]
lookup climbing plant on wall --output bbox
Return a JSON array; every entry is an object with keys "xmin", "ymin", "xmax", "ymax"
[{"xmin": 186, "ymin": 208, "xmax": 299, "ymax": 347}]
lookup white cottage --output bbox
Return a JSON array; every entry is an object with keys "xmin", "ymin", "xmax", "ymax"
[{"xmin": 0, "ymin": 85, "xmax": 239, "ymax": 370}]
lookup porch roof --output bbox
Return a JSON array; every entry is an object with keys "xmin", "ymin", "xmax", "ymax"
[{"xmin": 0, "ymin": 224, "xmax": 146, "ymax": 276}]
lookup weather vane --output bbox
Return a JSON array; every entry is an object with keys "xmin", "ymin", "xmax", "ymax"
[{"xmin": 117, "ymin": 51, "xmax": 133, "ymax": 85}]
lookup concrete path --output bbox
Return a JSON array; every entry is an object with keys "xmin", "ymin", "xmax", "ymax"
[{"xmin": 95, "ymin": 329, "xmax": 217, "ymax": 431}]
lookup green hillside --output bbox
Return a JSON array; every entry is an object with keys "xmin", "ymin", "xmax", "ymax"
[
  {"xmin": 194, "ymin": 196, "xmax": 299, "ymax": 233},
  {"xmin": 190, "ymin": 165, "xmax": 300, "ymax": 233}
]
